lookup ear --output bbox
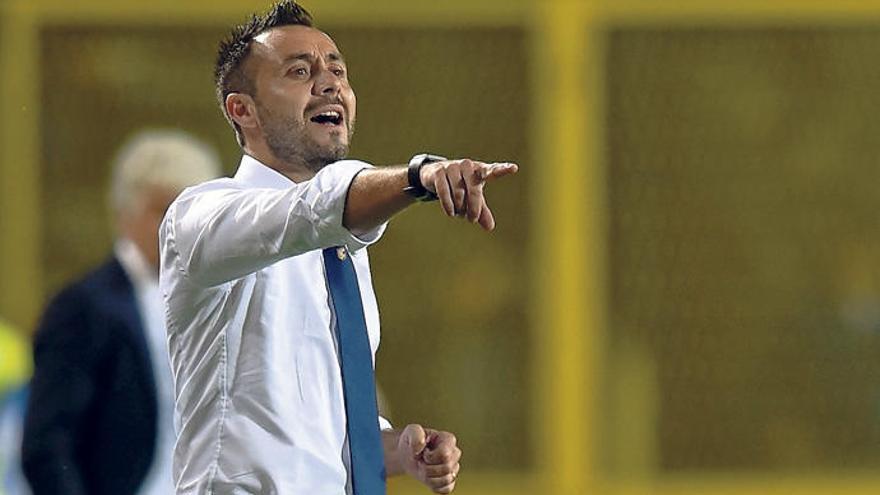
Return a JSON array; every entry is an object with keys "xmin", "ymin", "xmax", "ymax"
[{"xmin": 226, "ymin": 92, "xmax": 258, "ymax": 131}]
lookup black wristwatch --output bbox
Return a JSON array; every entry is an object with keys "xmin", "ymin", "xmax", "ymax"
[{"xmin": 403, "ymin": 153, "xmax": 445, "ymax": 202}]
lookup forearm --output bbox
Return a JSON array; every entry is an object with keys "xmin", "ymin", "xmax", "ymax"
[
  {"xmin": 343, "ymin": 166, "xmax": 415, "ymax": 236},
  {"xmin": 382, "ymin": 428, "xmax": 407, "ymax": 477},
  {"xmin": 168, "ymin": 162, "xmax": 380, "ymax": 286}
]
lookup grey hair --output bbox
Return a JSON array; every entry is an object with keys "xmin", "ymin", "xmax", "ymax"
[{"xmin": 109, "ymin": 129, "xmax": 222, "ymax": 216}]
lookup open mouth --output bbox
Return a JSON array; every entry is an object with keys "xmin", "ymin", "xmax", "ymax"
[{"xmin": 309, "ymin": 111, "xmax": 343, "ymax": 126}]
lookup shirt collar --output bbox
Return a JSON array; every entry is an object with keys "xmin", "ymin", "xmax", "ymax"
[
  {"xmin": 234, "ymin": 154, "xmax": 296, "ymax": 190},
  {"xmin": 115, "ymin": 238, "xmax": 158, "ymax": 286}
]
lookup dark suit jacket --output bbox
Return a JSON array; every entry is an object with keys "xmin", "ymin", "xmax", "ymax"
[{"xmin": 21, "ymin": 257, "xmax": 159, "ymax": 495}]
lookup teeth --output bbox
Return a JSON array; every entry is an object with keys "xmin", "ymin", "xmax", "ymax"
[{"xmin": 318, "ymin": 111, "xmax": 340, "ymax": 118}]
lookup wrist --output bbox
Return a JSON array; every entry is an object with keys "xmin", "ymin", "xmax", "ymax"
[
  {"xmin": 403, "ymin": 153, "xmax": 445, "ymax": 201},
  {"xmin": 382, "ymin": 429, "xmax": 407, "ymax": 477}
]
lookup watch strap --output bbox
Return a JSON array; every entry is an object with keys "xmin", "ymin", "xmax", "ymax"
[{"xmin": 403, "ymin": 153, "xmax": 445, "ymax": 202}]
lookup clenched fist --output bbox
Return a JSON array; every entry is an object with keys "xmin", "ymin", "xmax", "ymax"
[{"xmin": 397, "ymin": 424, "xmax": 462, "ymax": 494}]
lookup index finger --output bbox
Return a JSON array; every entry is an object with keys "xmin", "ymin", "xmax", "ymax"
[{"xmin": 478, "ymin": 162, "xmax": 519, "ymax": 182}]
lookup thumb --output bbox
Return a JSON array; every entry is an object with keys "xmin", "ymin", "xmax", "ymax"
[{"xmin": 402, "ymin": 424, "xmax": 427, "ymax": 458}]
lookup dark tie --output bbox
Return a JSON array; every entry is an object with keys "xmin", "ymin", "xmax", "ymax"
[{"xmin": 323, "ymin": 246, "xmax": 386, "ymax": 495}]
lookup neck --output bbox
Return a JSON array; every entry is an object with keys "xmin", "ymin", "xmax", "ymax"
[
  {"xmin": 244, "ymin": 141, "xmax": 316, "ymax": 183},
  {"xmin": 116, "ymin": 237, "xmax": 159, "ymax": 282}
]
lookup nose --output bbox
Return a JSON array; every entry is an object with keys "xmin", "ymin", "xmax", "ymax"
[{"xmin": 313, "ymin": 65, "xmax": 342, "ymax": 97}]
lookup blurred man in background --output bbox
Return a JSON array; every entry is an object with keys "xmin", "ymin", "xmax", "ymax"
[
  {"xmin": 160, "ymin": 2, "xmax": 515, "ymax": 494},
  {"xmin": 21, "ymin": 130, "xmax": 221, "ymax": 495},
  {"xmin": 0, "ymin": 318, "xmax": 30, "ymax": 495}
]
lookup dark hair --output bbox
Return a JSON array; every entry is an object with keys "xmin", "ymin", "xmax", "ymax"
[{"xmin": 215, "ymin": 1, "xmax": 314, "ymax": 147}]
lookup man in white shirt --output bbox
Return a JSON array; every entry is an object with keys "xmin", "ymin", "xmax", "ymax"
[
  {"xmin": 159, "ymin": 2, "xmax": 517, "ymax": 494},
  {"xmin": 22, "ymin": 130, "xmax": 221, "ymax": 495}
]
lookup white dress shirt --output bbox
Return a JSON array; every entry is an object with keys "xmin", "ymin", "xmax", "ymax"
[
  {"xmin": 115, "ymin": 239, "xmax": 177, "ymax": 495},
  {"xmin": 159, "ymin": 155, "xmax": 390, "ymax": 495}
]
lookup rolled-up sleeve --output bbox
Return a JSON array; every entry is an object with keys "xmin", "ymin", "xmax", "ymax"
[{"xmin": 161, "ymin": 160, "xmax": 386, "ymax": 287}]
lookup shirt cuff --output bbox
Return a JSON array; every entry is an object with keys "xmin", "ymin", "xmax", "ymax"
[
  {"xmin": 308, "ymin": 160, "xmax": 388, "ymax": 252},
  {"xmin": 378, "ymin": 415, "xmax": 393, "ymax": 431}
]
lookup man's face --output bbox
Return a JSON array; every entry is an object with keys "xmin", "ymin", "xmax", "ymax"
[{"xmin": 247, "ymin": 25, "xmax": 356, "ymax": 172}]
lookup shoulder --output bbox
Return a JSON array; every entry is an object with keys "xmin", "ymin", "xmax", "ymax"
[
  {"xmin": 50, "ymin": 259, "xmax": 119, "ymax": 300},
  {"xmin": 74, "ymin": 258, "xmax": 131, "ymax": 299},
  {"xmin": 39, "ymin": 259, "xmax": 130, "ymax": 330},
  {"xmin": 174, "ymin": 177, "xmax": 241, "ymax": 204},
  {"xmin": 167, "ymin": 177, "xmax": 247, "ymax": 214},
  {"xmin": 162, "ymin": 178, "xmax": 243, "ymax": 231}
]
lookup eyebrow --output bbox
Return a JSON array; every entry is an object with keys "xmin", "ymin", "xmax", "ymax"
[{"xmin": 281, "ymin": 51, "xmax": 346, "ymax": 65}]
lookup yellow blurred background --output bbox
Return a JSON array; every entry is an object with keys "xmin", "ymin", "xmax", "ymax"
[{"xmin": 4, "ymin": 0, "xmax": 880, "ymax": 494}]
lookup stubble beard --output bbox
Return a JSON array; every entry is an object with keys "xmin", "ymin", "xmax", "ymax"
[{"xmin": 259, "ymin": 103, "xmax": 355, "ymax": 174}]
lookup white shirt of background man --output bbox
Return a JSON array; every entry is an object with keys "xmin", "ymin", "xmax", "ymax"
[{"xmin": 115, "ymin": 239, "xmax": 177, "ymax": 495}]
